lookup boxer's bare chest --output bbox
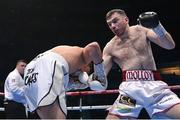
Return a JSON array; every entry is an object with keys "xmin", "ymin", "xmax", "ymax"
[{"xmin": 111, "ymin": 32, "xmax": 150, "ymax": 67}]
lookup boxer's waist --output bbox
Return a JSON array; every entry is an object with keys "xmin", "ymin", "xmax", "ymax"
[{"xmin": 122, "ymin": 70, "xmax": 162, "ymax": 81}]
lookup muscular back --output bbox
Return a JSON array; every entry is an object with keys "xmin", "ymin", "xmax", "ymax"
[
  {"xmin": 104, "ymin": 25, "xmax": 157, "ymax": 71},
  {"xmin": 51, "ymin": 46, "xmax": 86, "ymax": 73}
]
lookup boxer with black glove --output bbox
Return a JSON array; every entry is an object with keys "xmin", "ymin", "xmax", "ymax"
[{"xmin": 104, "ymin": 9, "xmax": 178, "ymax": 119}]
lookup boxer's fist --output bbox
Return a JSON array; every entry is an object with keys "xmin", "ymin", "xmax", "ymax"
[{"xmin": 137, "ymin": 11, "xmax": 159, "ymax": 28}]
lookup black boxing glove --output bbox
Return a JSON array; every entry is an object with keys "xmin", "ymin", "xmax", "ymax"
[
  {"xmin": 137, "ymin": 11, "xmax": 159, "ymax": 28},
  {"xmin": 138, "ymin": 11, "xmax": 167, "ymax": 38}
]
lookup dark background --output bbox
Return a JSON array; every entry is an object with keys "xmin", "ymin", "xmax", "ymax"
[
  {"xmin": 0, "ymin": 0, "xmax": 180, "ymax": 118},
  {"xmin": 0, "ymin": 0, "xmax": 180, "ymax": 82}
]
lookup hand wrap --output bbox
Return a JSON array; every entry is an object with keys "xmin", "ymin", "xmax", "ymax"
[{"xmin": 88, "ymin": 61, "xmax": 107, "ymax": 90}]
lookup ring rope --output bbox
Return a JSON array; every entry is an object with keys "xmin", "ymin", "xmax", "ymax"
[
  {"xmin": 0, "ymin": 85, "xmax": 180, "ymax": 97},
  {"xmin": 0, "ymin": 92, "xmax": 4, "ymax": 96},
  {"xmin": 67, "ymin": 105, "xmax": 110, "ymax": 110},
  {"xmin": 0, "ymin": 85, "xmax": 180, "ymax": 112},
  {"xmin": 66, "ymin": 89, "xmax": 119, "ymax": 96},
  {"xmin": 0, "ymin": 105, "xmax": 111, "ymax": 112}
]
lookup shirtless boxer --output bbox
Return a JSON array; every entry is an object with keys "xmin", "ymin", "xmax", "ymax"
[
  {"xmin": 24, "ymin": 42, "xmax": 107, "ymax": 119},
  {"xmin": 103, "ymin": 9, "xmax": 180, "ymax": 119}
]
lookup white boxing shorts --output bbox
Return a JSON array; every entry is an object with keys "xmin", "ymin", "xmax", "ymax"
[
  {"xmin": 107, "ymin": 70, "xmax": 180, "ymax": 118},
  {"xmin": 24, "ymin": 50, "xmax": 69, "ymax": 115}
]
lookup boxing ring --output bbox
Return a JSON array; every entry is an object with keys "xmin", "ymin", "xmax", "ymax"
[{"xmin": 0, "ymin": 85, "xmax": 180, "ymax": 119}]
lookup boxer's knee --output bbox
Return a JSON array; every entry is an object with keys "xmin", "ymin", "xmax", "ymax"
[
  {"xmin": 36, "ymin": 99, "xmax": 66, "ymax": 119},
  {"xmin": 164, "ymin": 103, "xmax": 180, "ymax": 119},
  {"xmin": 106, "ymin": 113, "xmax": 119, "ymax": 119}
]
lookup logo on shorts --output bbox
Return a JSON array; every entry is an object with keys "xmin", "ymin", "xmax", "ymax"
[
  {"xmin": 33, "ymin": 53, "xmax": 44, "ymax": 61},
  {"xmin": 119, "ymin": 94, "xmax": 136, "ymax": 107},
  {"xmin": 116, "ymin": 105, "xmax": 132, "ymax": 113},
  {"xmin": 125, "ymin": 70, "xmax": 154, "ymax": 81},
  {"xmin": 25, "ymin": 68, "xmax": 38, "ymax": 86},
  {"xmin": 158, "ymin": 97, "xmax": 173, "ymax": 105}
]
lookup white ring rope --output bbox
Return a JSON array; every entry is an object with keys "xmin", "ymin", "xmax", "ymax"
[
  {"xmin": 0, "ymin": 85, "xmax": 180, "ymax": 112},
  {"xmin": 0, "ymin": 105, "xmax": 111, "ymax": 112},
  {"xmin": 67, "ymin": 105, "xmax": 110, "ymax": 110},
  {"xmin": 0, "ymin": 85, "xmax": 180, "ymax": 97}
]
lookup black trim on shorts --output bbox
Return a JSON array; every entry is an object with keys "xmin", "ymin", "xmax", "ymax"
[
  {"xmin": 57, "ymin": 96, "xmax": 67, "ymax": 117},
  {"xmin": 37, "ymin": 60, "xmax": 56, "ymax": 106},
  {"xmin": 37, "ymin": 60, "xmax": 67, "ymax": 116}
]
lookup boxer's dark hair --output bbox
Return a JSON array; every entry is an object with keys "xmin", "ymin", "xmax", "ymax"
[
  {"xmin": 106, "ymin": 9, "xmax": 127, "ymax": 20},
  {"xmin": 16, "ymin": 59, "xmax": 27, "ymax": 65}
]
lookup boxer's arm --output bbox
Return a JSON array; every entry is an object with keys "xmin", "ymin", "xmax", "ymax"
[
  {"xmin": 103, "ymin": 44, "xmax": 113, "ymax": 75},
  {"xmin": 147, "ymin": 29, "xmax": 175, "ymax": 49},
  {"xmin": 87, "ymin": 41, "xmax": 114, "ymax": 91},
  {"xmin": 138, "ymin": 12, "xmax": 175, "ymax": 49},
  {"xmin": 80, "ymin": 42, "xmax": 108, "ymax": 90},
  {"xmin": 88, "ymin": 61, "xmax": 108, "ymax": 91},
  {"xmin": 83, "ymin": 42, "xmax": 103, "ymax": 65}
]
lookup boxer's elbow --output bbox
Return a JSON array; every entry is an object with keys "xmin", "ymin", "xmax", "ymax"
[
  {"xmin": 165, "ymin": 34, "xmax": 175, "ymax": 50},
  {"xmin": 166, "ymin": 41, "xmax": 175, "ymax": 50},
  {"xmin": 85, "ymin": 42, "xmax": 101, "ymax": 56},
  {"xmin": 87, "ymin": 42, "xmax": 100, "ymax": 50}
]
